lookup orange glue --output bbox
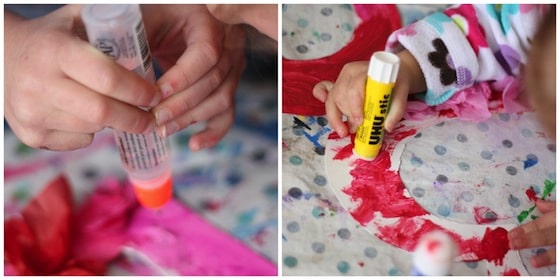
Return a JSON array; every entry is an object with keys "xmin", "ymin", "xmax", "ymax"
[{"xmin": 353, "ymin": 51, "xmax": 400, "ymax": 160}]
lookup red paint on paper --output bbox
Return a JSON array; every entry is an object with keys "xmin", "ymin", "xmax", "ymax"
[
  {"xmin": 502, "ymin": 268, "xmax": 521, "ymax": 276},
  {"xmin": 525, "ymin": 187, "xmax": 537, "ymax": 202}
]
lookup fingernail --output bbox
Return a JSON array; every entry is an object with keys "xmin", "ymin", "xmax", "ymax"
[
  {"xmin": 163, "ymin": 122, "xmax": 179, "ymax": 137},
  {"xmin": 160, "ymin": 83, "xmax": 174, "ymax": 100},
  {"xmin": 142, "ymin": 119, "xmax": 156, "ymax": 134},
  {"xmin": 149, "ymin": 90, "xmax": 162, "ymax": 107},
  {"xmin": 155, "ymin": 108, "xmax": 173, "ymax": 126},
  {"xmin": 191, "ymin": 141, "xmax": 200, "ymax": 151}
]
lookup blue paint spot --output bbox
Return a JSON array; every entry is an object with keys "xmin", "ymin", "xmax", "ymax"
[
  {"xmin": 337, "ymin": 261, "xmax": 350, "ymax": 273},
  {"xmin": 302, "ymin": 192, "xmax": 316, "ymax": 200},
  {"xmin": 226, "ymin": 170, "xmax": 243, "ymax": 186},
  {"xmin": 437, "ymin": 204, "xmax": 451, "ymax": 216},
  {"xmin": 523, "ymin": 154, "xmax": 538, "ymax": 169}
]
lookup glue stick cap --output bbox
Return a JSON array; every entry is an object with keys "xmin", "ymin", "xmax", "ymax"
[
  {"xmin": 368, "ymin": 51, "xmax": 400, "ymax": 84},
  {"xmin": 412, "ymin": 231, "xmax": 457, "ymax": 276},
  {"xmin": 81, "ymin": 4, "xmax": 141, "ymax": 30},
  {"xmin": 130, "ymin": 172, "xmax": 173, "ymax": 209}
]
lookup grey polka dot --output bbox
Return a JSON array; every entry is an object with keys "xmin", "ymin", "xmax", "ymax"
[
  {"xmin": 499, "ymin": 113, "xmax": 511, "ymax": 121},
  {"xmin": 458, "ymin": 162, "xmax": 470, "ymax": 171},
  {"xmin": 437, "ymin": 204, "xmax": 451, "ymax": 216},
  {"xmin": 412, "ymin": 187, "xmax": 425, "ymax": 197},
  {"xmin": 502, "ymin": 139, "xmax": 513, "ymax": 148},
  {"xmin": 457, "ymin": 133, "xmax": 468, "ymax": 142},
  {"xmin": 297, "ymin": 18, "xmax": 309, "ymax": 28},
  {"xmin": 477, "ymin": 122, "xmax": 489, "ymax": 132},
  {"xmin": 480, "ymin": 150, "xmax": 493, "ymax": 160},
  {"xmin": 321, "ymin": 33, "xmax": 332, "ymax": 41},
  {"xmin": 314, "ymin": 175, "xmax": 327, "ymax": 186},
  {"xmin": 337, "ymin": 228, "xmax": 351, "ymax": 239},
  {"xmin": 320, "ymin": 7, "xmax": 333, "ymax": 16},
  {"xmin": 521, "ymin": 128, "xmax": 533, "ymax": 137},
  {"xmin": 436, "ymin": 175, "xmax": 448, "ymax": 184},
  {"xmin": 434, "ymin": 145, "xmax": 447, "ymax": 155},
  {"xmin": 506, "ymin": 166, "xmax": 517, "ymax": 175},
  {"xmin": 364, "ymin": 247, "xmax": 378, "ymax": 258},
  {"xmin": 536, "ymin": 248, "xmax": 547, "ymax": 255},
  {"xmin": 292, "ymin": 126, "xmax": 304, "ymax": 136},
  {"xmin": 508, "ymin": 195, "xmax": 520, "ymax": 208},
  {"xmin": 287, "ymin": 221, "xmax": 300, "ymax": 233},
  {"xmin": 296, "ymin": 45, "xmax": 308, "ymax": 54},
  {"xmin": 288, "ymin": 187, "xmax": 303, "ymax": 199},
  {"xmin": 282, "ymin": 29, "xmax": 287, "ymax": 37},
  {"xmin": 465, "ymin": 262, "xmax": 479, "ymax": 269},
  {"xmin": 284, "ymin": 256, "xmax": 298, "ymax": 268},
  {"xmin": 414, "ymin": 133, "xmax": 422, "ymax": 138},
  {"xmin": 547, "ymin": 144, "xmax": 556, "ymax": 153},
  {"xmin": 484, "ymin": 210, "xmax": 497, "ymax": 221},
  {"xmin": 312, "ymin": 242, "xmax": 326, "ymax": 253},
  {"xmin": 317, "ymin": 116, "xmax": 328, "ymax": 126},
  {"xmin": 460, "ymin": 191, "xmax": 474, "ymax": 202}
]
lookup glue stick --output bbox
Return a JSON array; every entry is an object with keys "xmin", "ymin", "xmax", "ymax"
[
  {"xmin": 82, "ymin": 4, "xmax": 172, "ymax": 209},
  {"xmin": 410, "ymin": 231, "xmax": 457, "ymax": 276},
  {"xmin": 353, "ymin": 51, "xmax": 400, "ymax": 160}
]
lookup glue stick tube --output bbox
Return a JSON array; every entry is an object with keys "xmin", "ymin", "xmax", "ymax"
[
  {"xmin": 353, "ymin": 51, "xmax": 400, "ymax": 160},
  {"xmin": 82, "ymin": 4, "xmax": 172, "ymax": 209},
  {"xmin": 410, "ymin": 231, "xmax": 457, "ymax": 276}
]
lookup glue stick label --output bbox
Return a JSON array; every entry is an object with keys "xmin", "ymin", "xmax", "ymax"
[{"xmin": 353, "ymin": 77, "xmax": 395, "ymax": 159}]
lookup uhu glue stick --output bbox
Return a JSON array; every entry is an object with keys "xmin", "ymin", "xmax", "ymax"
[
  {"xmin": 82, "ymin": 4, "xmax": 172, "ymax": 209},
  {"xmin": 353, "ymin": 51, "xmax": 400, "ymax": 160}
]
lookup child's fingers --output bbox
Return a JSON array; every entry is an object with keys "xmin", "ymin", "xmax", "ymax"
[
  {"xmin": 509, "ymin": 212, "xmax": 556, "ymax": 249},
  {"xmin": 312, "ymin": 81, "xmax": 333, "ymax": 103},
  {"xmin": 188, "ymin": 108, "xmax": 235, "ymax": 151},
  {"xmin": 385, "ymin": 78, "xmax": 410, "ymax": 132},
  {"xmin": 157, "ymin": 10, "xmax": 225, "ymax": 97},
  {"xmin": 52, "ymin": 78, "xmax": 156, "ymax": 134},
  {"xmin": 536, "ymin": 199, "xmax": 556, "ymax": 214},
  {"xmin": 325, "ymin": 92, "xmax": 348, "ymax": 138},
  {"xmin": 531, "ymin": 248, "xmax": 556, "ymax": 268},
  {"xmin": 58, "ymin": 38, "xmax": 161, "ymax": 107}
]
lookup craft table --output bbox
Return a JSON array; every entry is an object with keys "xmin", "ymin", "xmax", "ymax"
[{"xmin": 281, "ymin": 4, "xmax": 556, "ymax": 276}]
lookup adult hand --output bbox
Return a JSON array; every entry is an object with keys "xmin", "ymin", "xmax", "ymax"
[
  {"xmin": 143, "ymin": 5, "xmax": 246, "ymax": 151},
  {"xmin": 312, "ymin": 50, "xmax": 426, "ymax": 137},
  {"xmin": 206, "ymin": 4, "xmax": 277, "ymax": 41},
  {"xmin": 4, "ymin": 5, "xmax": 161, "ymax": 150},
  {"xmin": 508, "ymin": 199, "xmax": 556, "ymax": 267}
]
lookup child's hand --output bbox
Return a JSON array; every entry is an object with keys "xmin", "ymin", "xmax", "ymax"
[
  {"xmin": 508, "ymin": 199, "xmax": 556, "ymax": 268},
  {"xmin": 313, "ymin": 50, "xmax": 426, "ymax": 138},
  {"xmin": 144, "ymin": 5, "xmax": 246, "ymax": 151},
  {"xmin": 4, "ymin": 5, "xmax": 161, "ymax": 151}
]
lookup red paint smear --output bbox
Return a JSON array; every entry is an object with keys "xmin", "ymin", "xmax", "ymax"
[
  {"xmin": 502, "ymin": 268, "xmax": 521, "ymax": 276},
  {"xmin": 358, "ymin": 261, "xmax": 364, "ymax": 267},
  {"xmin": 525, "ymin": 187, "xmax": 537, "ymax": 202},
  {"xmin": 388, "ymin": 128, "xmax": 417, "ymax": 142},
  {"xmin": 283, "ymin": 5, "xmax": 401, "ymax": 115},
  {"xmin": 344, "ymin": 151, "xmax": 428, "ymax": 225}
]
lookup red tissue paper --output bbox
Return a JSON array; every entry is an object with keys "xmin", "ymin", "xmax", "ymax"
[{"xmin": 4, "ymin": 175, "xmax": 136, "ymax": 276}]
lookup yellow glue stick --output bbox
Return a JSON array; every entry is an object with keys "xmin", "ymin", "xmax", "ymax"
[{"xmin": 353, "ymin": 51, "xmax": 400, "ymax": 160}]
